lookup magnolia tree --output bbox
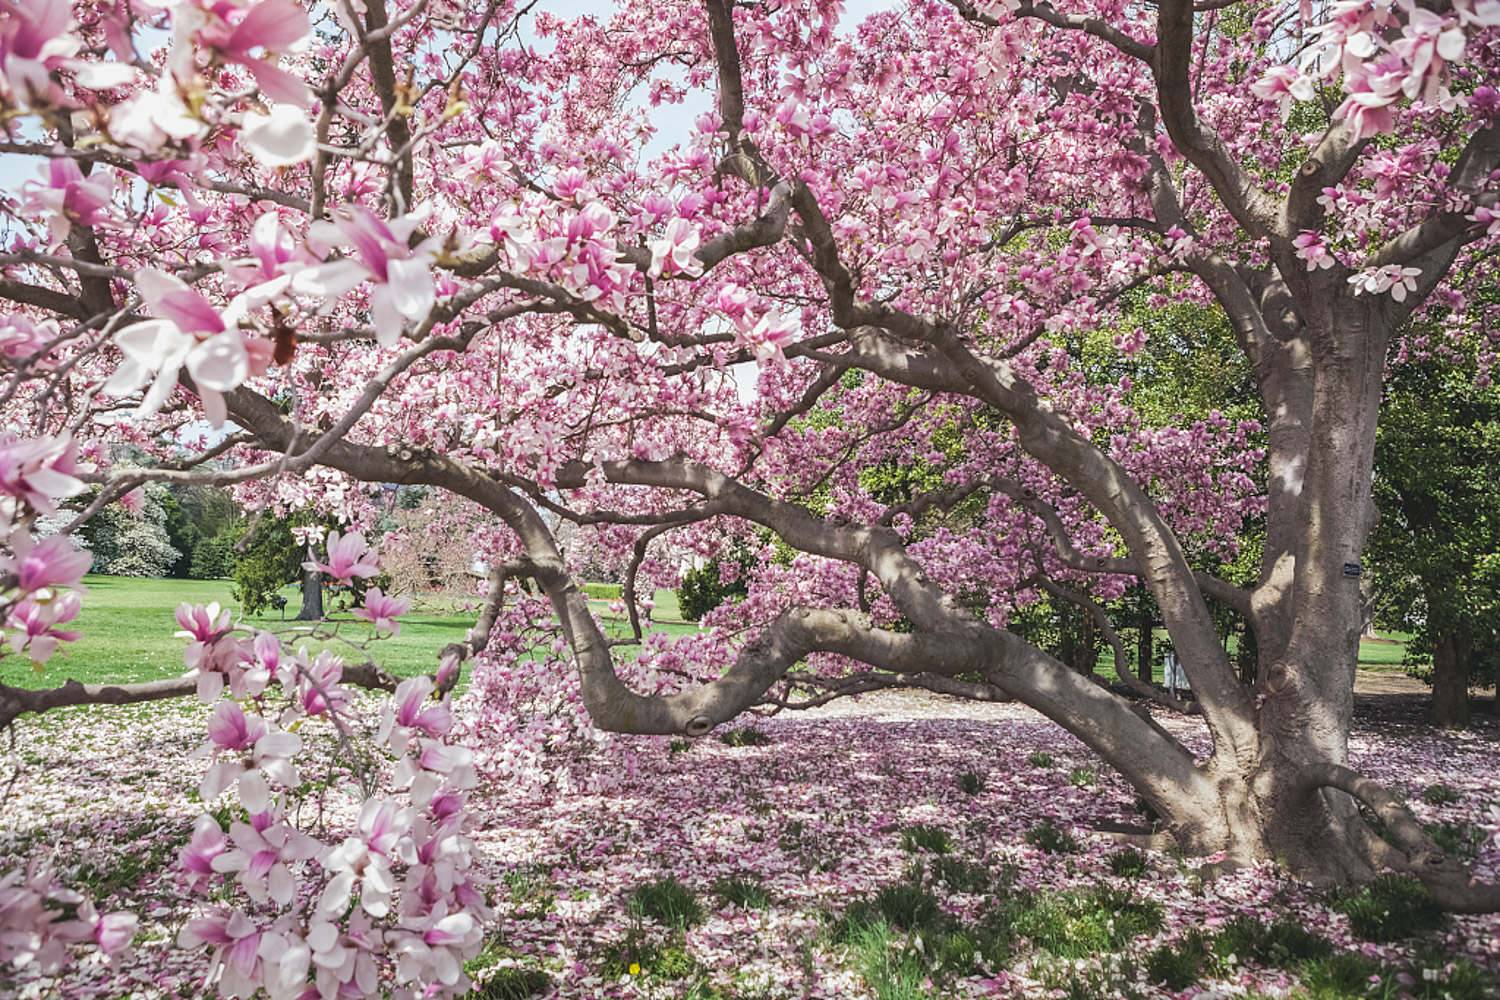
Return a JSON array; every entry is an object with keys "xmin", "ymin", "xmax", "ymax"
[{"xmin": 1, "ymin": 0, "xmax": 1498, "ymax": 973}]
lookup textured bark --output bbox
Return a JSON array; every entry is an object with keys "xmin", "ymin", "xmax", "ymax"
[
  {"xmin": 296, "ymin": 561, "xmax": 324, "ymax": 621},
  {"xmin": 1430, "ymin": 631, "xmax": 1472, "ymax": 729}
]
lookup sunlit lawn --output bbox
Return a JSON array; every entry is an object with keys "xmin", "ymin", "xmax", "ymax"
[{"xmin": 0, "ymin": 575, "xmax": 695, "ymax": 689}]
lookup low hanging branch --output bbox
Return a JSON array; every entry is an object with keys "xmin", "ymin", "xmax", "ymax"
[{"xmin": 0, "ymin": 660, "xmax": 403, "ymax": 732}]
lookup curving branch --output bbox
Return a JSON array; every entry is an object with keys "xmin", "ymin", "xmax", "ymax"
[
  {"xmin": 1298, "ymin": 763, "xmax": 1500, "ymax": 914},
  {"xmin": 0, "ymin": 660, "xmax": 402, "ymax": 731}
]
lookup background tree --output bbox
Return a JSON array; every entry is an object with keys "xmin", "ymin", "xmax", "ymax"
[
  {"xmin": 1367, "ymin": 353, "xmax": 1500, "ymax": 727},
  {"xmin": 78, "ymin": 485, "xmax": 180, "ymax": 578}
]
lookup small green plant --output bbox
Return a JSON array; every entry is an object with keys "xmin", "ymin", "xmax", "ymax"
[
  {"xmin": 899, "ymin": 824, "xmax": 951, "ymax": 854},
  {"xmin": 474, "ymin": 967, "xmax": 553, "ymax": 1000},
  {"xmin": 1007, "ymin": 885, "xmax": 1163, "ymax": 959},
  {"xmin": 1144, "ymin": 930, "xmax": 1210, "ymax": 990},
  {"xmin": 1068, "ymin": 767, "xmax": 1097, "ymax": 788},
  {"xmin": 957, "ymin": 770, "xmax": 985, "ymax": 795},
  {"xmin": 712, "ymin": 875, "xmax": 771, "ymax": 910},
  {"xmin": 1299, "ymin": 952, "xmax": 1401, "ymax": 1000},
  {"xmin": 1426, "ymin": 821, "xmax": 1485, "ymax": 860},
  {"xmin": 1210, "ymin": 915, "xmax": 1331, "ymax": 970},
  {"xmin": 1106, "ymin": 847, "xmax": 1148, "ymax": 878},
  {"xmin": 1420, "ymin": 782, "xmax": 1460, "ymax": 805},
  {"xmin": 718, "ymin": 727, "xmax": 771, "ymax": 747},
  {"xmin": 466, "ymin": 937, "xmax": 554, "ymax": 999},
  {"xmin": 1408, "ymin": 952, "xmax": 1494, "ymax": 1000},
  {"xmin": 1028, "ymin": 750, "xmax": 1055, "ymax": 768},
  {"xmin": 502, "ymin": 865, "xmax": 556, "ymax": 919},
  {"xmin": 927, "ymin": 855, "xmax": 1002, "ymax": 895},
  {"xmin": 629, "ymin": 876, "xmax": 704, "ymax": 929},
  {"xmin": 1331, "ymin": 874, "xmax": 1444, "ymax": 942},
  {"xmin": 1025, "ymin": 818, "xmax": 1079, "ymax": 854},
  {"xmin": 668, "ymin": 738, "xmax": 692, "ymax": 754}
]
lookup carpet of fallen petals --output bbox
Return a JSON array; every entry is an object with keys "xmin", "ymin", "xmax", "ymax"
[{"xmin": 3, "ymin": 690, "xmax": 1498, "ymax": 998}]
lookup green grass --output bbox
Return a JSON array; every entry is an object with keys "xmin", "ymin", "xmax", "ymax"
[{"xmin": 2, "ymin": 575, "xmax": 695, "ymax": 689}]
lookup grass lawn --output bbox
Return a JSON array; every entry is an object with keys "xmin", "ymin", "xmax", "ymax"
[
  {"xmin": 1106, "ymin": 628, "xmax": 1411, "ymax": 683},
  {"xmin": 0, "ymin": 575, "xmax": 696, "ymax": 689}
]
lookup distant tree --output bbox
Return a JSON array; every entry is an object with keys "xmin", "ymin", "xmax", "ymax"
[
  {"xmin": 1368, "ymin": 356, "xmax": 1500, "ymax": 727},
  {"xmin": 230, "ymin": 516, "xmax": 303, "ymax": 617},
  {"xmin": 79, "ymin": 484, "xmax": 180, "ymax": 578}
]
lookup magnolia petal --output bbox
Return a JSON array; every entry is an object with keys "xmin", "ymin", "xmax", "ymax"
[{"xmin": 242, "ymin": 104, "xmax": 315, "ymax": 168}]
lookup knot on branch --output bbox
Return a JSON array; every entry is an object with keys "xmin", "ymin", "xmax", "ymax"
[{"xmin": 684, "ymin": 715, "xmax": 714, "ymax": 738}]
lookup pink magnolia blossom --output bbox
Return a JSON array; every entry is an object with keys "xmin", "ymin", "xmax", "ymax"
[
  {"xmin": 736, "ymin": 309, "xmax": 800, "ymax": 362},
  {"xmin": 0, "ymin": 313, "xmax": 55, "ymax": 361},
  {"xmin": 647, "ymin": 218, "xmax": 703, "ymax": 278},
  {"xmin": 4, "ymin": 591, "xmax": 82, "ymax": 663},
  {"xmin": 304, "ymin": 529, "xmax": 379, "ymax": 585},
  {"xmin": 295, "ymin": 207, "xmax": 439, "ymax": 348},
  {"xmin": 380, "ymin": 676, "xmax": 453, "ymax": 753},
  {"xmin": 118, "ymin": 487, "xmax": 145, "ymax": 515},
  {"xmin": 1250, "ymin": 65, "xmax": 1315, "ymax": 121},
  {"xmin": 1348, "ymin": 263, "xmax": 1423, "ymax": 301},
  {"xmin": 241, "ymin": 104, "xmax": 316, "ymax": 168},
  {"xmin": 352, "ymin": 587, "xmax": 410, "ymax": 636},
  {"xmin": 0, "ymin": 434, "xmax": 84, "ymax": 514},
  {"xmin": 1293, "ymin": 230, "xmax": 1337, "ymax": 271},
  {"xmin": 180, "ymin": 0, "xmax": 314, "ymax": 105},
  {"xmin": 179, "ymin": 815, "xmax": 230, "ymax": 891},
  {"xmin": 176, "ymin": 908, "xmax": 264, "ymax": 997},
  {"xmin": 0, "ymin": 531, "xmax": 90, "ymax": 593},
  {"xmin": 20, "ymin": 157, "xmax": 114, "ymax": 245},
  {"xmin": 211, "ymin": 810, "xmax": 322, "ymax": 906},
  {"xmin": 320, "ymin": 799, "xmax": 413, "ymax": 918},
  {"xmin": 103, "ymin": 268, "xmax": 287, "ymax": 426},
  {"xmin": 198, "ymin": 701, "xmax": 301, "ymax": 810},
  {"xmin": 0, "ymin": 0, "xmax": 133, "ymax": 109}
]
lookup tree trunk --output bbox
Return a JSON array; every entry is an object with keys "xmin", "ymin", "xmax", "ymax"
[
  {"xmin": 296, "ymin": 564, "xmax": 324, "ymax": 621},
  {"xmin": 1430, "ymin": 631, "xmax": 1471, "ymax": 728},
  {"xmin": 1137, "ymin": 602, "xmax": 1153, "ymax": 683}
]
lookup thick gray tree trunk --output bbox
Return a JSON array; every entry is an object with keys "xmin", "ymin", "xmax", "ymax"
[
  {"xmin": 296, "ymin": 544, "xmax": 324, "ymax": 621},
  {"xmin": 1430, "ymin": 632, "xmax": 1471, "ymax": 729}
]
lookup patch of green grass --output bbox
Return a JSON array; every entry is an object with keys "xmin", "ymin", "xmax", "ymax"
[
  {"xmin": 1331, "ymin": 874, "xmax": 1445, "ymax": 942},
  {"xmin": 465, "ymin": 938, "xmax": 553, "ymax": 999},
  {"xmin": 1145, "ymin": 930, "xmax": 1210, "ymax": 990},
  {"xmin": 1420, "ymin": 783, "xmax": 1460, "ymax": 806},
  {"xmin": 712, "ymin": 875, "xmax": 771, "ymax": 910},
  {"xmin": 1408, "ymin": 952, "xmax": 1495, "ymax": 1000},
  {"xmin": 1425, "ymin": 821, "xmax": 1485, "ymax": 860},
  {"xmin": 1106, "ymin": 847, "xmax": 1148, "ymax": 878},
  {"xmin": 841, "ymin": 920, "xmax": 931, "ymax": 1000},
  {"xmin": 956, "ymin": 770, "xmax": 985, "ymax": 795},
  {"xmin": 1210, "ymin": 915, "xmax": 1332, "ymax": 970},
  {"xmin": 1299, "ymin": 952, "xmax": 1402, "ymax": 999},
  {"xmin": 502, "ymin": 864, "xmax": 556, "ymax": 919},
  {"xmin": 899, "ymin": 824, "xmax": 951, "ymax": 855},
  {"xmin": 74, "ymin": 817, "xmax": 187, "ymax": 901},
  {"xmin": 629, "ymin": 876, "xmax": 704, "ymax": 929},
  {"xmin": 1068, "ymin": 767, "xmax": 1097, "ymax": 788},
  {"xmin": 1027, "ymin": 750, "xmax": 1055, "ymax": 768},
  {"xmin": 1024, "ymin": 819, "xmax": 1079, "ymax": 855},
  {"xmin": 3, "ymin": 575, "xmax": 693, "ymax": 689},
  {"xmin": 600, "ymin": 932, "xmax": 700, "ymax": 981},
  {"xmin": 924, "ymin": 855, "xmax": 1003, "ymax": 895},
  {"xmin": 668, "ymin": 738, "xmax": 692, "ymax": 754},
  {"xmin": 717, "ymin": 727, "xmax": 771, "ymax": 747},
  {"xmin": 1005, "ymin": 886, "xmax": 1163, "ymax": 960}
]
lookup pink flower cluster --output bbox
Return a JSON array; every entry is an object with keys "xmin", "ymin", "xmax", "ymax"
[
  {"xmin": 167, "ymin": 548, "xmax": 487, "ymax": 997},
  {"xmin": 0, "ymin": 434, "xmax": 89, "ymax": 666}
]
